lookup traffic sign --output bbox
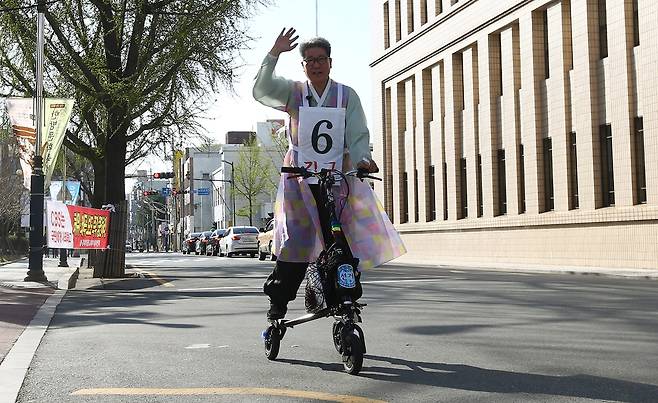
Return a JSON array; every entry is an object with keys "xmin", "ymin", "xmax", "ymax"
[
  {"xmin": 196, "ymin": 187, "xmax": 210, "ymax": 196},
  {"xmin": 161, "ymin": 187, "xmax": 171, "ymax": 196}
]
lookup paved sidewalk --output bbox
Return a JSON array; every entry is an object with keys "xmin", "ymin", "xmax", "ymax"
[
  {"xmin": 0, "ymin": 255, "xmax": 81, "ymax": 403},
  {"xmin": 390, "ymin": 256, "xmax": 658, "ymax": 279}
]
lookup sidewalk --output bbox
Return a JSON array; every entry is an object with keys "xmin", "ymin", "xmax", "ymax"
[
  {"xmin": 390, "ymin": 255, "xmax": 658, "ymax": 279},
  {"xmin": 0, "ymin": 255, "xmax": 81, "ymax": 403}
]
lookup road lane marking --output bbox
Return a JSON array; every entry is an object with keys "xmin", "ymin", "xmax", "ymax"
[
  {"xmin": 71, "ymin": 388, "xmax": 386, "ymax": 402},
  {"xmin": 140, "ymin": 271, "xmax": 174, "ymax": 287}
]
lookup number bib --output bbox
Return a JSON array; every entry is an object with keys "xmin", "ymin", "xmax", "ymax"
[{"xmin": 298, "ymin": 106, "xmax": 345, "ymax": 173}]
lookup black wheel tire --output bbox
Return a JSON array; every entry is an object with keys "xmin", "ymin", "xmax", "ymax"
[
  {"xmin": 250, "ymin": 253, "xmax": 256, "ymax": 258},
  {"xmin": 227, "ymin": 252, "xmax": 233, "ymax": 258},
  {"xmin": 264, "ymin": 326, "xmax": 280, "ymax": 360},
  {"xmin": 332, "ymin": 321, "xmax": 344, "ymax": 353},
  {"xmin": 342, "ymin": 333, "xmax": 364, "ymax": 375},
  {"xmin": 269, "ymin": 242, "xmax": 277, "ymax": 261},
  {"xmin": 258, "ymin": 250, "xmax": 266, "ymax": 260}
]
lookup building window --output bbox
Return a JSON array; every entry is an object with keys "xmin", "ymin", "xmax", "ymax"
[
  {"xmin": 383, "ymin": 2, "xmax": 391, "ymax": 49},
  {"xmin": 519, "ymin": 144, "xmax": 526, "ymax": 213},
  {"xmin": 543, "ymin": 137, "xmax": 554, "ymax": 211},
  {"xmin": 442, "ymin": 162, "xmax": 448, "ymax": 220},
  {"xmin": 542, "ymin": 9, "xmax": 550, "ymax": 79},
  {"xmin": 497, "ymin": 149, "xmax": 507, "ymax": 215},
  {"xmin": 569, "ymin": 132, "xmax": 579, "ymax": 209},
  {"xmin": 414, "ymin": 168, "xmax": 419, "ymax": 222},
  {"xmin": 428, "ymin": 165, "xmax": 436, "ymax": 221},
  {"xmin": 634, "ymin": 117, "xmax": 646, "ymax": 204},
  {"xmin": 407, "ymin": 0, "xmax": 414, "ymax": 34},
  {"xmin": 600, "ymin": 124, "xmax": 615, "ymax": 207},
  {"xmin": 402, "ymin": 171, "xmax": 409, "ymax": 222},
  {"xmin": 633, "ymin": 0, "xmax": 640, "ymax": 47},
  {"xmin": 420, "ymin": 0, "xmax": 427, "ymax": 25},
  {"xmin": 477, "ymin": 154, "xmax": 483, "ymax": 217},
  {"xmin": 598, "ymin": 0, "xmax": 608, "ymax": 59},
  {"xmin": 395, "ymin": 0, "xmax": 402, "ymax": 42},
  {"xmin": 460, "ymin": 158, "xmax": 467, "ymax": 219},
  {"xmin": 435, "ymin": 0, "xmax": 442, "ymax": 16}
]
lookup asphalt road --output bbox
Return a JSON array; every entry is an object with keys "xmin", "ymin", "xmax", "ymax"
[{"xmin": 17, "ymin": 252, "xmax": 658, "ymax": 402}]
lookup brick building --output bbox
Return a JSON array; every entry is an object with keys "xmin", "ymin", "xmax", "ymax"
[{"xmin": 371, "ymin": 0, "xmax": 657, "ymax": 269}]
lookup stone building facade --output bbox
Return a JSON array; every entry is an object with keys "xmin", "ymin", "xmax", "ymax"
[{"xmin": 370, "ymin": 0, "xmax": 657, "ymax": 269}]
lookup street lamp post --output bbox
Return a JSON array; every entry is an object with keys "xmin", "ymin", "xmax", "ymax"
[
  {"xmin": 221, "ymin": 160, "xmax": 236, "ymax": 226},
  {"xmin": 25, "ymin": 2, "xmax": 47, "ymax": 282}
]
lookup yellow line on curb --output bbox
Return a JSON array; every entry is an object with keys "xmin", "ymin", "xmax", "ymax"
[
  {"xmin": 71, "ymin": 387, "xmax": 386, "ymax": 402},
  {"xmin": 141, "ymin": 271, "xmax": 174, "ymax": 287}
]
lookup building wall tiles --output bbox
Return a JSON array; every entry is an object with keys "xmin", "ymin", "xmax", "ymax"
[{"xmin": 372, "ymin": 0, "xmax": 658, "ymax": 270}]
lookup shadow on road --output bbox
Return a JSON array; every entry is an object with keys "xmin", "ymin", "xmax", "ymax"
[{"xmin": 278, "ymin": 354, "xmax": 658, "ymax": 402}]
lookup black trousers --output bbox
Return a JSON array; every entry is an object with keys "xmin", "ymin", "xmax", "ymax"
[{"xmin": 263, "ymin": 184, "xmax": 333, "ymax": 306}]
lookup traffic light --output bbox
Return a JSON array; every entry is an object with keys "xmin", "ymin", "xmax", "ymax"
[
  {"xmin": 142, "ymin": 190, "xmax": 159, "ymax": 196},
  {"xmin": 153, "ymin": 172, "xmax": 174, "ymax": 179}
]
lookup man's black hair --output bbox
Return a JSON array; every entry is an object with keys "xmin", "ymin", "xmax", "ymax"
[{"xmin": 299, "ymin": 37, "xmax": 331, "ymax": 57}]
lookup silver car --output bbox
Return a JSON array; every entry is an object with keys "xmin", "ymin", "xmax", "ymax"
[{"xmin": 218, "ymin": 226, "xmax": 260, "ymax": 258}]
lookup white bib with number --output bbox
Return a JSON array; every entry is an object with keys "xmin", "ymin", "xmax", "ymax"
[{"xmin": 297, "ymin": 82, "xmax": 346, "ymax": 175}]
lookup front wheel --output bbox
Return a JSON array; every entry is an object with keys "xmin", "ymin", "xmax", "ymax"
[
  {"xmin": 342, "ymin": 332, "xmax": 364, "ymax": 375},
  {"xmin": 263, "ymin": 326, "xmax": 280, "ymax": 360}
]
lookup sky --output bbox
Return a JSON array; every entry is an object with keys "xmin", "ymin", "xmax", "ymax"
[{"xmin": 128, "ymin": 0, "xmax": 373, "ymax": 176}]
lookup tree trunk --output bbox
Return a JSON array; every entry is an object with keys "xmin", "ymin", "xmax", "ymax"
[{"xmin": 96, "ymin": 125, "xmax": 128, "ymax": 278}]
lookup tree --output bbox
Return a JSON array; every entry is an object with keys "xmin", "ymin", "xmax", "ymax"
[
  {"xmin": 0, "ymin": 0, "xmax": 267, "ymax": 276},
  {"xmin": 0, "ymin": 129, "xmax": 27, "ymax": 255},
  {"xmin": 233, "ymin": 138, "xmax": 276, "ymax": 226}
]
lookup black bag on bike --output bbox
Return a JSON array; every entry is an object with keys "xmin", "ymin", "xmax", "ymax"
[{"xmin": 305, "ymin": 246, "xmax": 362, "ymax": 313}]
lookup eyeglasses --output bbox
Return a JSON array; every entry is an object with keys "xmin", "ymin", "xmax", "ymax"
[{"xmin": 302, "ymin": 56, "xmax": 329, "ymax": 66}]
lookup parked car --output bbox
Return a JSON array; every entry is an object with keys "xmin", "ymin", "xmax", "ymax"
[
  {"xmin": 195, "ymin": 231, "xmax": 214, "ymax": 255},
  {"xmin": 208, "ymin": 228, "xmax": 227, "ymax": 256},
  {"xmin": 218, "ymin": 226, "xmax": 259, "ymax": 257},
  {"xmin": 258, "ymin": 219, "xmax": 276, "ymax": 261},
  {"xmin": 182, "ymin": 232, "xmax": 201, "ymax": 254}
]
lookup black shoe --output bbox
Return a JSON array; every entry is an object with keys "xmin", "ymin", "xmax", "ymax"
[{"xmin": 267, "ymin": 303, "xmax": 287, "ymax": 320}]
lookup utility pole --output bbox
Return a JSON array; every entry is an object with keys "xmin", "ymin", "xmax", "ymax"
[
  {"xmin": 58, "ymin": 149, "xmax": 68, "ymax": 267},
  {"xmin": 25, "ymin": 1, "xmax": 47, "ymax": 282},
  {"xmin": 222, "ymin": 160, "xmax": 236, "ymax": 226}
]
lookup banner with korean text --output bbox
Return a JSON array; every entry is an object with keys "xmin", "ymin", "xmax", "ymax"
[
  {"xmin": 46, "ymin": 201, "xmax": 110, "ymax": 249},
  {"xmin": 5, "ymin": 98, "xmax": 75, "ymax": 189}
]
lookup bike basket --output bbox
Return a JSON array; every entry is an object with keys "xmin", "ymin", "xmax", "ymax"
[{"xmin": 305, "ymin": 263, "xmax": 327, "ymax": 313}]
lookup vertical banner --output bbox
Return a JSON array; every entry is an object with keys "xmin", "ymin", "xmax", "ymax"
[
  {"xmin": 5, "ymin": 98, "xmax": 75, "ymax": 189},
  {"xmin": 46, "ymin": 201, "xmax": 110, "ymax": 249},
  {"xmin": 46, "ymin": 200, "xmax": 74, "ymax": 249}
]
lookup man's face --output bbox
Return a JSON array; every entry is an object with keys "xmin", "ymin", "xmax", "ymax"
[{"xmin": 302, "ymin": 47, "xmax": 331, "ymax": 86}]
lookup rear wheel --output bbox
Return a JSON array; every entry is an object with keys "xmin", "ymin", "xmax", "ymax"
[{"xmin": 264, "ymin": 326, "xmax": 280, "ymax": 360}]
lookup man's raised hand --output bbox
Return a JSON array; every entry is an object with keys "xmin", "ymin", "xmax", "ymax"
[{"xmin": 270, "ymin": 28, "xmax": 299, "ymax": 57}]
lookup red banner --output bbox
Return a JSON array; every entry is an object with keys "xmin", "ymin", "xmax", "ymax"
[
  {"xmin": 69, "ymin": 205, "xmax": 111, "ymax": 249},
  {"xmin": 47, "ymin": 202, "xmax": 111, "ymax": 249}
]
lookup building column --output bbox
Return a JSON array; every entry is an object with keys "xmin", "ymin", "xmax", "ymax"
[
  {"xmin": 637, "ymin": 0, "xmax": 658, "ymax": 205},
  {"xmin": 430, "ymin": 62, "xmax": 446, "ymax": 221},
  {"xmin": 604, "ymin": 0, "xmax": 635, "ymax": 207},
  {"xmin": 570, "ymin": 0, "xmax": 602, "ymax": 210},
  {"xmin": 501, "ymin": 23, "xmax": 523, "ymax": 215},
  {"xmin": 417, "ymin": 69, "xmax": 431, "ymax": 222},
  {"xmin": 463, "ymin": 45, "xmax": 480, "ymax": 219},
  {"xmin": 391, "ymin": 82, "xmax": 403, "ymax": 225},
  {"xmin": 477, "ymin": 34, "xmax": 496, "ymax": 218},
  {"xmin": 519, "ymin": 12, "xmax": 544, "ymax": 215},
  {"xmin": 444, "ymin": 53, "xmax": 463, "ymax": 220},
  {"xmin": 404, "ymin": 79, "xmax": 417, "ymax": 223},
  {"xmin": 547, "ymin": 1, "xmax": 572, "ymax": 212}
]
